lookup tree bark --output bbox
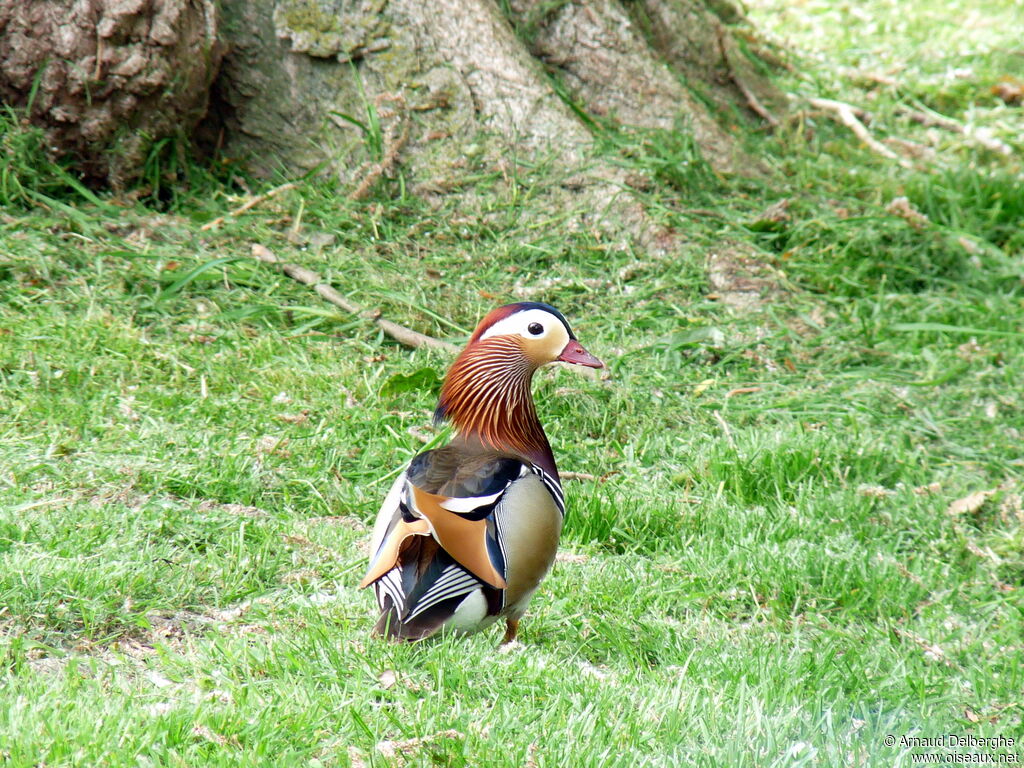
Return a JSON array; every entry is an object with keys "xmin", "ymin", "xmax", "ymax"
[
  {"xmin": 198, "ymin": 0, "xmax": 780, "ymax": 254},
  {"xmin": 0, "ymin": 0, "xmax": 223, "ymax": 188},
  {"xmin": 207, "ymin": 0, "xmax": 780, "ymax": 179},
  {"xmin": 0, "ymin": 0, "xmax": 782, "ymax": 235}
]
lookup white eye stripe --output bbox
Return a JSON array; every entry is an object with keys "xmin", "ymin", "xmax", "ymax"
[{"xmin": 480, "ymin": 309, "xmax": 564, "ymax": 341}]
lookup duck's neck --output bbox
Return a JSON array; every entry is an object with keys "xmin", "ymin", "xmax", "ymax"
[{"xmin": 435, "ymin": 339, "xmax": 558, "ymax": 479}]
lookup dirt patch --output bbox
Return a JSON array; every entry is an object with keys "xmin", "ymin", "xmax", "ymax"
[{"xmin": 706, "ymin": 245, "xmax": 787, "ymax": 310}]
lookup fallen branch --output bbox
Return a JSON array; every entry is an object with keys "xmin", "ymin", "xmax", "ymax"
[
  {"xmin": 896, "ymin": 106, "xmax": 1012, "ymax": 155},
  {"xmin": 201, "ymin": 182, "xmax": 298, "ymax": 231},
  {"xmin": 250, "ymin": 243, "xmax": 458, "ymax": 353},
  {"xmin": 250, "ymin": 245, "xmax": 601, "ymax": 378},
  {"xmin": 807, "ymin": 97, "xmax": 912, "ymax": 169},
  {"xmin": 560, "ymin": 471, "xmax": 596, "ymax": 481}
]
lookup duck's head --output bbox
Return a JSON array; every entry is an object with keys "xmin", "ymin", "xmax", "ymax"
[
  {"xmin": 467, "ymin": 302, "xmax": 604, "ymax": 371},
  {"xmin": 435, "ymin": 302, "xmax": 602, "ymax": 463}
]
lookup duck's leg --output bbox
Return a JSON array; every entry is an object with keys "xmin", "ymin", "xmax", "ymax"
[{"xmin": 501, "ymin": 618, "xmax": 519, "ymax": 645}]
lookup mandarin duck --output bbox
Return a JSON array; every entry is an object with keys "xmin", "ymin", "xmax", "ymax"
[{"xmin": 359, "ymin": 302, "xmax": 603, "ymax": 643}]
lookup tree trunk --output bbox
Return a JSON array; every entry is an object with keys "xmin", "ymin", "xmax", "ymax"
[
  {"xmin": 1, "ymin": 0, "xmax": 782, "ymax": 244},
  {"xmin": 202, "ymin": 0, "xmax": 780, "ymax": 250},
  {"xmin": 208, "ymin": 0, "xmax": 779, "ymax": 177},
  {"xmin": 0, "ymin": 0, "xmax": 223, "ymax": 188}
]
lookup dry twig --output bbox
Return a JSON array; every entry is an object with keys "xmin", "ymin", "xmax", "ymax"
[
  {"xmin": 807, "ymin": 97, "xmax": 912, "ymax": 168},
  {"xmin": 350, "ymin": 93, "xmax": 411, "ymax": 201},
  {"xmin": 560, "ymin": 471, "xmax": 597, "ymax": 481},
  {"xmin": 713, "ymin": 410, "xmax": 736, "ymax": 451},
  {"xmin": 200, "ymin": 182, "xmax": 297, "ymax": 231},
  {"xmin": 896, "ymin": 106, "xmax": 1012, "ymax": 155},
  {"xmin": 376, "ymin": 730, "xmax": 464, "ymax": 762},
  {"xmin": 250, "ymin": 243, "xmax": 458, "ymax": 353},
  {"xmin": 250, "ymin": 244, "xmax": 601, "ymax": 378},
  {"xmin": 716, "ymin": 25, "xmax": 779, "ymax": 127},
  {"xmin": 725, "ymin": 386, "xmax": 761, "ymax": 398}
]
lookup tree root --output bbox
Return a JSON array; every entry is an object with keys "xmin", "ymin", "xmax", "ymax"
[{"xmin": 715, "ymin": 24, "xmax": 778, "ymax": 127}]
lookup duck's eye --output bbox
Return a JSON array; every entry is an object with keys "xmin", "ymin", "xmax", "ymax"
[{"xmin": 527, "ymin": 322, "xmax": 544, "ymax": 336}]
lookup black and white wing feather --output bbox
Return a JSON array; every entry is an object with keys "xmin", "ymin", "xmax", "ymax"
[{"xmin": 360, "ymin": 445, "xmax": 560, "ymax": 640}]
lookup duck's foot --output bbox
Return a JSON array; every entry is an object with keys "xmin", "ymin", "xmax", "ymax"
[{"xmin": 500, "ymin": 618, "xmax": 519, "ymax": 645}]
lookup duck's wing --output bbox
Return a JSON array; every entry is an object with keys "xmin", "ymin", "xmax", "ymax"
[{"xmin": 359, "ymin": 446, "xmax": 532, "ymax": 639}]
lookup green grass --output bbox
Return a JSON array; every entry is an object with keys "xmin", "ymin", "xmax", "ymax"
[{"xmin": 2, "ymin": 0, "xmax": 1023, "ymax": 765}]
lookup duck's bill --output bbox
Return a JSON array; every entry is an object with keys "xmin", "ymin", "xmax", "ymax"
[{"xmin": 557, "ymin": 340, "xmax": 604, "ymax": 368}]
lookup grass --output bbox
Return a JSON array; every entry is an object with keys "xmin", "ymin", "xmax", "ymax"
[{"xmin": 1, "ymin": 0, "xmax": 1023, "ymax": 765}]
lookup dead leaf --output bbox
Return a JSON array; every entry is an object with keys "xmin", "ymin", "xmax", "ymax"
[
  {"xmin": 693, "ymin": 378, "xmax": 715, "ymax": 397},
  {"xmin": 378, "ymin": 670, "xmax": 398, "ymax": 690},
  {"xmin": 958, "ymin": 236, "xmax": 982, "ymax": 255},
  {"xmin": 998, "ymin": 493, "xmax": 1023, "ymax": 524},
  {"xmin": 257, "ymin": 435, "xmax": 291, "ymax": 457},
  {"xmin": 119, "ymin": 397, "xmax": 141, "ymax": 422},
  {"xmin": 726, "ymin": 386, "xmax": 761, "ymax": 398},
  {"xmin": 192, "ymin": 724, "xmax": 240, "ymax": 748},
  {"xmin": 913, "ymin": 483, "xmax": 941, "ymax": 496},
  {"xmin": 893, "ymin": 627, "xmax": 949, "ymax": 665},
  {"xmin": 376, "ymin": 730, "xmax": 464, "ymax": 762},
  {"xmin": 885, "ymin": 196, "xmax": 929, "ymax": 230},
  {"xmin": 957, "ymin": 339, "xmax": 985, "ymax": 360},
  {"xmin": 965, "ymin": 708, "xmax": 981, "ymax": 724},
  {"xmin": 524, "ymin": 742, "xmax": 539, "ymax": 768},
  {"xmin": 992, "ymin": 77, "xmax": 1024, "ymax": 105},
  {"xmin": 858, "ymin": 484, "xmax": 894, "ymax": 498},
  {"xmin": 754, "ymin": 198, "xmax": 790, "ymax": 225},
  {"xmin": 946, "ymin": 490, "xmax": 995, "ymax": 516},
  {"xmin": 281, "ymin": 569, "xmax": 318, "ymax": 585}
]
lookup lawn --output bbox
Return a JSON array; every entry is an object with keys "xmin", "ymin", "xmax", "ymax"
[{"xmin": 1, "ymin": 0, "xmax": 1022, "ymax": 765}]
